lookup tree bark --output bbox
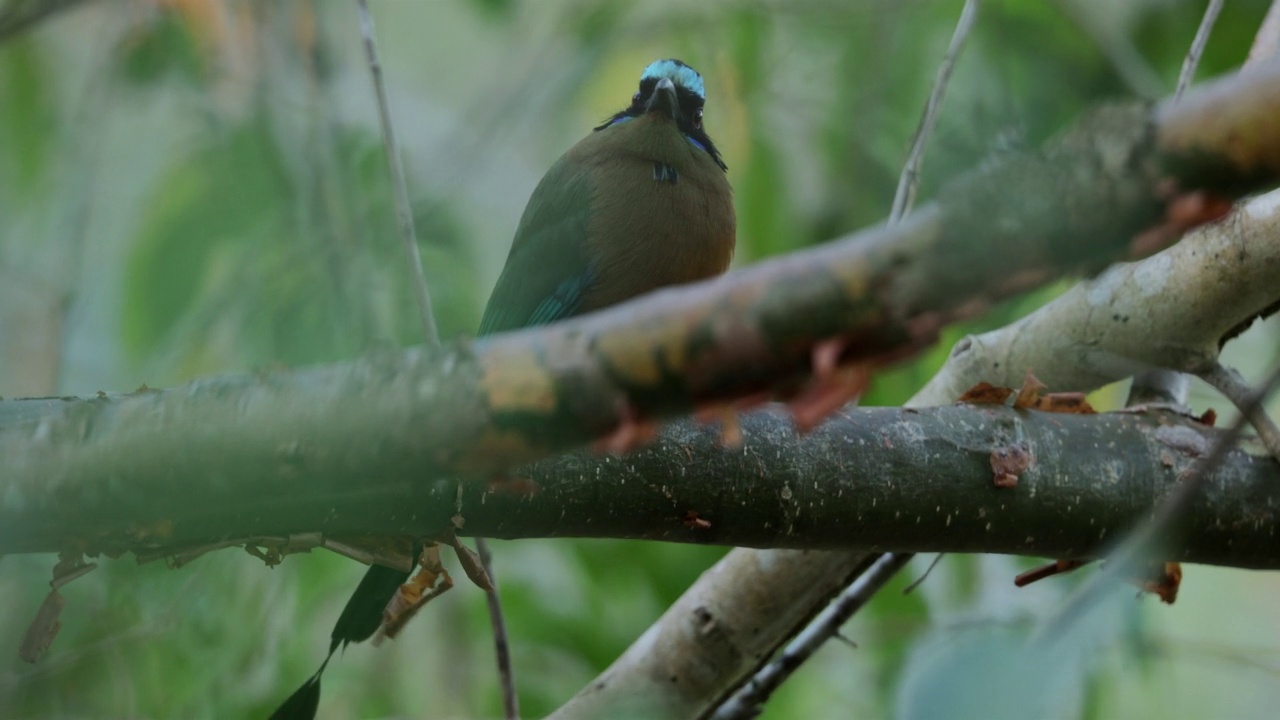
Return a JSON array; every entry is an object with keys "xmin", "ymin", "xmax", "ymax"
[{"xmin": 4, "ymin": 62, "xmax": 1280, "ymax": 564}]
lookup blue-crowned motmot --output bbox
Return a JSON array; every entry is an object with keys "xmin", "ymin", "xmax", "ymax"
[{"xmin": 272, "ymin": 58, "xmax": 735, "ymax": 719}]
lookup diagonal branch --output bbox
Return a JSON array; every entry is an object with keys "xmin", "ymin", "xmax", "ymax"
[{"xmin": 889, "ymin": 0, "xmax": 980, "ymax": 224}]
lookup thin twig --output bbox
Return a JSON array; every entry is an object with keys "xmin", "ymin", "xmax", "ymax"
[
  {"xmin": 889, "ymin": 0, "xmax": 981, "ymax": 224},
  {"xmin": 476, "ymin": 537, "xmax": 520, "ymax": 720},
  {"xmin": 708, "ymin": 553, "xmax": 914, "ymax": 720},
  {"xmin": 1176, "ymin": 0, "xmax": 1225, "ymax": 99},
  {"xmin": 355, "ymin": 0, "xmax": 441, "ymax": 348},
  {"xmin": 354, "ymin": 0, "xmax": 513, "ymax": 711},
  {"xmin": 1199, "ymin": 362, "xmax": 1280, "ymax": 461},
  {"xmin": 902, "ymin": 552, "xmax": 945, "ymax": 595},
  {"xmin": 354, "ymin": 0, "xmax": 514, "ymax": 712}
]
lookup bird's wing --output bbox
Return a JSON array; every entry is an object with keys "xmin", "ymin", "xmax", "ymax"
[{"xmin": 478, "ymin": 153, "xmax": 596, "ymax": 335}]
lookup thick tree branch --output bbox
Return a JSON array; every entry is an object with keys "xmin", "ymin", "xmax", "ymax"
[
  {"xmin": 5, "ymin": 402, "xmax": 1278, "ymax": 563},
  {"xmin": 3, "ymin": 64, "xmax": 1280, "ymax": 553},
  {"xmin": 536, "ymin": 408, "xmax": 1276, "ymax": 720},
  {"xmin": 546, "ymin": 547, "xmax": 877, "ymax": 720},
  {"xmin": 920, "ymin": 187, "xmax": 1280, "ymax": 402},
  {"xmin": 431, "ymin": 406, "xmax": 1280, "ymax": 568},
  {"xmin": 708, "ymin": 552, "xmax": 915, "ymax": 720}
]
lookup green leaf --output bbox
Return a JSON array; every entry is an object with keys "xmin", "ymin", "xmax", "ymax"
[
  {"xmin": 895, "ymin": 585, "xmax": 1143, "ymax": 720},
  {"xmin": 122, "ymin": 122, "xmax": 288, "ymax": 364},
  {"xmin": 120, "ymin": 11, "xmax": 206, "ymax": 87},
  {"xmin": 469, "ymin": 0, "xmax": 515, "ymax": 21},
  {"xmin": 0, "ymin": 36, "xmax": 55, "ymax": 200}
]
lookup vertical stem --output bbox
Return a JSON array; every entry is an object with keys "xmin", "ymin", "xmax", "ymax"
[
  {"xmin": 889, "ymin": 0, "xmax": 981, "ymax": 225},
  {"xmin": 1176, "ymin": 0, "xmax": 1225, "ymax": 99},
  {"xmin": 355, "ymin": 0, "xmax": 441, "ymax": 348},
  {"xmin": 477, "ymin": 537, "xmax": 520, "ymax": 719}
]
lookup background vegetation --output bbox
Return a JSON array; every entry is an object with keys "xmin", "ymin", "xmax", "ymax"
[{"xmin": 1, "ymin": 1, "xmax": 1278, "ymax": 718}]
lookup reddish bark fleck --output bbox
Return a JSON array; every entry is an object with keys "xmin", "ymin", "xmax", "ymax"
[
  {"xmin": 683, "ymin": 511, "xmax": 712, "ymax": 530},
  {"xmin": 991, "ymin": 443, "xmax": 1034, "ymax": 488}
]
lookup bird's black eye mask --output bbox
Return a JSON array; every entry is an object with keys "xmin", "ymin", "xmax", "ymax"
[{"xmin": 595, "ymin": 78, "xmax": 727, "ymax": 171}]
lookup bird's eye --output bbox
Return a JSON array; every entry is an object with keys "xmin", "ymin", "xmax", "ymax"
[
  {"xmin": 632, "ymin": 91, "xmax": 641, "ymax": 104},
  {"xmin": 693, "ymin": 107, "xmax": 703, "ymax": 129}
]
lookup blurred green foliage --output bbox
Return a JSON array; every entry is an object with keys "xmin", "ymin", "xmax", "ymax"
[
  {"xmin": 0, "ymin": 36, "xmax": 53, "ymax": 203},
  {"xmin": 1, "ymin": 1, "xmax": 1279, "ymax": 719}
]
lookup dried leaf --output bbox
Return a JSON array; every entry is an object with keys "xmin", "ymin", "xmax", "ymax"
[
  {"xmin": 1015, "ymin": 559, "xmax": 1182, "ymax": 604},
  {"xmin": 593, "ymin": 403, "xmax": 660, "ymax": 454},
  {"xmin": 1130, "ymin": 561, "xmax": 1182, "ymax": 604},
  {"xmin": 20, "ymin": 590, "xmax": 64, "ymax": 663},
  {"xmin": 1131, "ymin": 188, "xmax": 1234, "ymax": 257},
  {"xmin": 789, "ymin": 364, "xmax": 869, "ymax": 432},
  {"xmin": 50, "ymin": 553, "xmax": 97, "ymax": 588},
  {"xmin": 380, "ymin": 545, "xmax": 453, "ymax": 641},
  {"xmin": 1015, "ymin": 371, "xmax": 1048, "ymax": 408},
  {"xmin": 957, "ymin": 382, "xmax": 1014, "ymax": 405},
  {"xmin": 1033, "ymin": 392, "xmax": 1095, "ymax": 414},
  {"xmin": 694, "ymin": 391, "xmax": 771, "ymax": 447},
  {"xmin": 960, "ymin": 375, "xmax": 1095, "ymax": 414},
  {"xmin": 437, "ymin": 530, "xmax": 494, "ymax": 592},
  {"xmin": 1014, "ymin": 559, "xmax": 1090, "ymax": 587}
]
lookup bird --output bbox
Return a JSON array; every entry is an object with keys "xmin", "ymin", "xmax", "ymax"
[{"xmin": 271, "ymin": 57, "xmax": 735, "ymax": 720}]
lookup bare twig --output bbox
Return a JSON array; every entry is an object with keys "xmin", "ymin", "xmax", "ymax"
[
  {"xmin": 902, "ymin": 553, "xmax": 945, "ymax": 595},
  {"xmin": 1199, "ymin": 361, "xmax": 1280, "ymax": 461},
  {"xmin": 355, "ymin": 2, "xmax": 514, "ymax": 710},
  {"xmin": 889, "ymin": 0, "xmax": 980, "ymax": 224},
  {"xmin": 1176, "ymin": 0, "xmax": 1225, "ymax": 99},
  {"xmin": 708, "ymin": 553, "xmax": 914, "ymax": 720},
  {"xmin": 354, "ymin": 0, "xmax": 441, "ymax": 348},
  {"xmin": 476, "ymin": 537, "xmax": 520, "ymax": 720}
]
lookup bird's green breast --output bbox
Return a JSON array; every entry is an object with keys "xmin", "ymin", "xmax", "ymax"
[{"xmin": 573, "ymin": 114, "xmax": 736, "ymax": 311}]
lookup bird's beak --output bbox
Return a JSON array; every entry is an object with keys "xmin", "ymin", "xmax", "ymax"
[{"xmin": 645, "ymin": 77, "xmax": 679, "ymax": 120}]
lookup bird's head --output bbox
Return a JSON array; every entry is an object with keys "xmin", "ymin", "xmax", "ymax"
[{"xmin": 596, "ymin": 58, "xmax": 727, "ymax": 171}]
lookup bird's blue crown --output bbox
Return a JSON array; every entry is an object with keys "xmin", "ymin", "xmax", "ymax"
[
  {"xmin": 595, "ymin": 58, "xmax": 725, "ymax": 171},
  {"xmin": 641, "ymin": 59, "xmax": 705, "ymax": 100}
]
